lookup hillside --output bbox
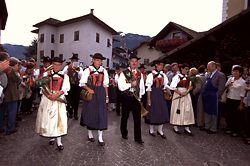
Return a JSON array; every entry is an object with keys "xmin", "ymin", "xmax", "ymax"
[{"xmin": 2, "ymin": 44, "xmax": 27, "ymax": 59}]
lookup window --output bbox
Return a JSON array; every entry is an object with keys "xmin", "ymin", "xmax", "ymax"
[
  {"xmin": 96, "ymin": 33, "xmax": 100, "ymax": 43},
  {"xmin": 51, "ymin": 34, "xmax": 55, "ymax": 43},
  {"xmin": 60, "ymin": 34, "xmax": 64, "ymax": 43},
  {"xmin": 59, "ymin": 54, "xmax": 63, "ymax": 60},
  {"xmin": 40, "ymin": 50, "xmax": 44, "ymax": 60},
  {"xmin": 106, "ymin": 58, "xmax": 109, "ymax": 67},
  {"xmin": 51, "ymin": 50, "xmax": 54, "ymax": 59},
  {"xmin": 107, "ymin": 39, "xmax": 111, "ymax": 47},
  {"xmin": 40, "ymin": 34, "xmax": 44, "ymax": 43},
  {"xmin": 74, "ymin": 31, "xmax": 79, "ymax": 41},
  {"xmin": 144, "ymin": 59, "xmax": 149, "ymax": 65},
  {"xmin": 172, "ymin": 32, "xmax": 182, "ymax": 39}
]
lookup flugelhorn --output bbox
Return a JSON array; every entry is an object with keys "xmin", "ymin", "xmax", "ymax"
[{"xmin": 45, "ymin": 64, "xmax": 53, "ymax": 71}]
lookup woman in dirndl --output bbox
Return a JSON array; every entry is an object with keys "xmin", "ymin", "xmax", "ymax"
[
  {"xmin": 145, "ymin": 60, "xmax": 169, "ymax": 139},
  {"xmin": 79, "ymin": 53, "xmax": 109, "ymax": 146},
  {"xmin": 169, "ymin": 63, "xmax": 195, "ymax": 136}
]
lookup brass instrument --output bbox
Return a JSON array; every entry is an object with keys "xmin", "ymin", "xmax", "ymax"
[
  {"xmin": 73, "ymin": 66, "xmax": 80, "ymax": 72},
  {"xmin": 45, "ymin": 64, "xmax": 53, "ymax": 71}
]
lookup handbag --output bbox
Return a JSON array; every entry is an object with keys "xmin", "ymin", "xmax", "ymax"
[
  {"xmin": 80, "ymin": 89, "xmax": 93, "ymax": 101},
  {"xmin": 164, "ymin": 89, "xmax": 172, "ymax": 101}
]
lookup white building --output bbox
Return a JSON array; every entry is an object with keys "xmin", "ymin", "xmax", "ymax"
[{"xmin": 32, "ymin": 9, "xmax": 117, "ymax": 67}]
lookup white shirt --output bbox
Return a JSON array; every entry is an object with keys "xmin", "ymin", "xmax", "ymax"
[
  {"xmin": 33, "ymin": 68, "xmax": 40, "ymax": 79},
  {"xmin": 226, "ymin": 77, "xmax": 246, "ymax": 100},
  {"xmin": 79, "ymin": 65, "xmax": 109, "ymax": 88},
  {"xmin": 169, "ymin": 73, "xmax": 184, "ymax": 90},
  {"xmin": 145, "ymin": 70, "xmax": 169, "ymax": 91},
  {"xmin": 118, "ymin": 67, "xmax": 145, "ymax": 99},
  {"xmin": 62, "ymin": 65, "xmax": 84, "ymax": 78},
  {"xmin": 43, "ymin": 70, "xmax": 70, "ymax": 96}
]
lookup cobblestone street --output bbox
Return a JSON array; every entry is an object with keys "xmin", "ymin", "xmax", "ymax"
[{"xmin": 0, "ymin": 106, "xmax": 250, "ymax": 166}]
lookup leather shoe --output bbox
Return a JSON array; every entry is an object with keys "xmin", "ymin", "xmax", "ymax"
[
  {"xmin": 184, "ymin": 129, "xmax": 193, "ymax": 136},
  {"xmin": 49, "ymin": 140, "xmax": 55, "ymax": 145},
  {"xmin": 98, "ymin": 140, "xmax": 105, "ymax": 146},
  {"xmin": 173, "ymin": 128, "xmax": 181, "ymax": 134},
  {"xmin": 149, "ymin": 130, "xmax": 156, "ymax": 137},
  {"xmin": 122, "ymin": 135, "xmax": 128, "ymax": 140},
  {"xmin": 57, "ymin": 145, "xmax": 64, "ymax": 151},
  {"xmin": 88, "ymin": 137, "xmax": 95, "ymax": 142},
  {"xmin": 74, "ymin": 116, "xmax": 79, "ymax": 120},
  {"xmin": 135, "ymin": 140, "xmax": 144, "ymax": 145},
  {"xmin": 207, "ymin": 130, "xmax": 216, "ymax": 134},
  {"xmin": 157, "ymin": 131, "xmax": 166, "ymax": 139},
  {"xmin": 68, "ymin": 114, "xmax": 73, "ymax": 119}
]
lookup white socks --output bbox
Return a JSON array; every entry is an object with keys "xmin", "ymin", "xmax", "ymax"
[
  {"xmin": 88, "ymin": 130, "xmax": 93, "ymax": 138},
  {"xmin": 56, "ymin": 137, "xmax": 62, "ymax": 146},
  {"xmin": 174, "ymin": 126, "xmax": 179, "ymax": 131},
  {"xmin": 149, "ymin": 125, "xmax": 154, "ymax": 133},
  {"xmin": 98, "ymin": 130, "xmax": 103, "ymax": 142},
  {"xmin": 185, "ymin": 126, "xmax": 191, "ymax": 133},
  {"xmin": 158, "ymin": 125, "xmax": 164, "ymax": 135}
]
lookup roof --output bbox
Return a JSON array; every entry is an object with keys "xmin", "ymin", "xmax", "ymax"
[
  {"xmin": 0, "ymin": 0, "xmax": 8, "ymax": 30},
  {"xmin": 33, "ymin": 14, "xmax": 118, "ymax": 35},
  {"xmin": 149, "ymin": 22, "xmax": 200, "ymax": 47},
  {"xmin": 159, "ymin": 7, "xmax": 250, "ymax": 61}
]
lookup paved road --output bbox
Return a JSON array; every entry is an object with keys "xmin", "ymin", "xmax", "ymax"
[{"xmin": 0, "ymin": 106, "xmax": 250, "ymax": 166}]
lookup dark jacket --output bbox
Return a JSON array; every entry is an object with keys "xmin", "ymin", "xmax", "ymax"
[{"xmin": 4, "ymin": 69, "xmax": 21, "ymax": 102}]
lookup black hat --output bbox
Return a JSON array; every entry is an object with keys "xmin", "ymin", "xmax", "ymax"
[
  {"xmin": 41, "ymin": 56, "xmax": 51, "ymax": 63},
  {"xmin": 129, "ymin": 52, "xmax": 140, "ymax": 60},
  {"xmin": 69, "ymin": 53, "xmax": 79, "ymax": 60},
  {"xmin": 51, "ymin": 56, "xmax": 65, "ymax": 63},
  {"xmin": 90, "ymin": 53, "xmax": 106, "ymax": 60},
  {"xmin": 138, "ymin": 64, "xmax": 146, "ymax": 69}
]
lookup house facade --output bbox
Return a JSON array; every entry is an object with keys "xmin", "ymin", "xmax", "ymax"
[
  {"xmin": 0, "ymin": 0, "xmax": 8, "ymax": 44},
  {"xmin": 32, "ymin": 10, "xmax": 117, "ymax": 67}
]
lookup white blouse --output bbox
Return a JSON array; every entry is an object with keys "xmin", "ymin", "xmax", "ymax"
[
  {"xmin": 169, "ymin": 73, "xmax": 185, "ymax": 90},
  {"xmin": 226, "ymin": 77, "xmax": 246, "ymax": 100},
  {"xmin": 43, "ymin": 71, "xmax": 70, "ymax": 96},
  {"xmin": 145, "ymin": 70, "xmax": 169, "ymax": 91},
  {"xmin": 79, "ymin": 65, "xmax": 109, "ymax": 88},
  {"xmin": 118, "ymin": 68, "xmax": 145, "ymax": 99}
]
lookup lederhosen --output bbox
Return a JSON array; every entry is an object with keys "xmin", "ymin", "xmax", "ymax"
[
  {"xmin": 145, "ymin": 71, "xmax": 169, "ymax": 125},
  {"xmin": 80, "ymin": 66, "xmax": 107, "ymax": 130},
  {"xmin": 66, "ymin": 66, "xmax": 81, "ymax": 118},
  {"xmin": 120, "ymin": 69, "xmax": 142, "ymax": 141}
]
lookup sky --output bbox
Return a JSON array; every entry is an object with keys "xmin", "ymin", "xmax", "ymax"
[{"xmin": 2, "ymin": 0, "xmax": 223, "ymax": 46}]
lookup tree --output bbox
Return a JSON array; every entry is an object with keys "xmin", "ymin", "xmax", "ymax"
[{"xmin": 24, "ymin": 38, "xmax": 37, "ymax": 60}]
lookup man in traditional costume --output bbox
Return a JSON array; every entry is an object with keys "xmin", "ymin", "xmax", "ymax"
[
  {"xmin": 79, "ymin": 53, "xmax": 109, "ymax": 146},
  {"xmin": 35, "ymin": 57, "xmax": 70, "ymax": 151},
  {"xmin": 145, "ymin": 60, "xmax": 169, "ymax": 139},
  {"xmin": 63, "ymin": 54, "xmax": 83, "ymax": 120},
  {"xmin": 118, "ymin": 53, "xmax": 145, "ymax": 145}
]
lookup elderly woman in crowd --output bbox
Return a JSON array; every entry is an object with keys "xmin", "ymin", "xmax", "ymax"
[{"xmin": 225, "ymin": 65, "xmax": 246, "ymax": 137}]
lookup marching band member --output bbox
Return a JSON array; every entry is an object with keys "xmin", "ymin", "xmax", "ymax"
[
  {"xmin": 118, "ymin": 53, "xmax": 145, "ymax": 145},
  {"xmin": 35, "ymin": 57, "xmax": 70, "ymax": 151},
  {"xmin": 79, "ymin": 53, "xmax": 109, "ymax": 146},
  {"xmin": 145, "ymin": 60, "xmax": 169, "ymax": 139}
]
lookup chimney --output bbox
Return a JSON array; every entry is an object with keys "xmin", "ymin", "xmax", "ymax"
[{"xmin": 90, "ymin": 9, "xmax": 94, "ymax": 15}]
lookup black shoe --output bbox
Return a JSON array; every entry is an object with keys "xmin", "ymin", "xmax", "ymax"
[
  {"xmin": 135, "ymin": 140, "xmax": 144, "ymax": 145},
  {"xmin": 6, "ymin": 129, "xmax": 17, "ymax": 135},
  {"xmin": 207, "ymin": 130, "xmax": 216, "ymax": 134},
  {"xmin": 74, "ymin": 116, "xmax": 79, "ymax": 120},
  {"xmin": 199, "ymin": 127, "xmax": 207, "ymax": 131},
  {"xmin": 225, "ymin": 130, "xmax": 232, "ymax": 134},
  {"xmin": 49, "ymin": 140, "xmax": 55, "ymax": 145},
  {"xmin": 149, "ymin": 130, "xmax": 156, "ymax": 137},
  {"xmin": 122, "ymin": 135, "xmax": 128, "ymax": 140},
  {"xmin": 157, "ymin": 131, "xmax": 167, "ymax": 139},
  {"xmin": 0, "ymin": 128, "xmax": 5, "ymax": 133},
  {"xmin": 231, "ymin": 133, "xmax": 238, "ymax": 137},
  {"xmin": 68, "ymin": 114, "xmax": 73, "ymax": 119},
  {"xmin": 173, "ymin": 128, "xmax": 181, "ymax": 134},
  {"xmin": 98, "ymin": 140, "xmax": 105, "ymax": 146},
  {"xmin": 184, "ymin": 129, "xmax": 193, "ymax": 136},
  {"xmin": 57, "ymin": 145, "xmax": 64, "ymax": 151},
  {"xmin": 16, "ymin": 116, "xmax": 22, "ymax": 121},
  {"xmin": 88, "ymin": 137, "xmax": 95, "ymax": 142}
]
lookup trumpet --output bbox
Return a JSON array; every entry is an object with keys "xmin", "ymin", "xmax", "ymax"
[
  {"xmin": 73, "ymin": 66, "xmax": 80, "ymax": 72},
  {"xmin": 45, "ymin": 64, "xmax": 53, "ymax": 71}
]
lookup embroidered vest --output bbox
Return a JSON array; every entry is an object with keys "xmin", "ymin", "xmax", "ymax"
[
  {"xmin": 68, "ymin": 66, "xmax": 80, "ymax": 85},
  {"xmin": 122, "ymin": 69, "xmax": 141, "ymax": 97},
  {"xmin": 152, "ymin": 72, "xmax": 164, "ymax": 88},
  {"xmin": 87, "ymin": 67, "xmax": 104, "ymax": 87}
]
